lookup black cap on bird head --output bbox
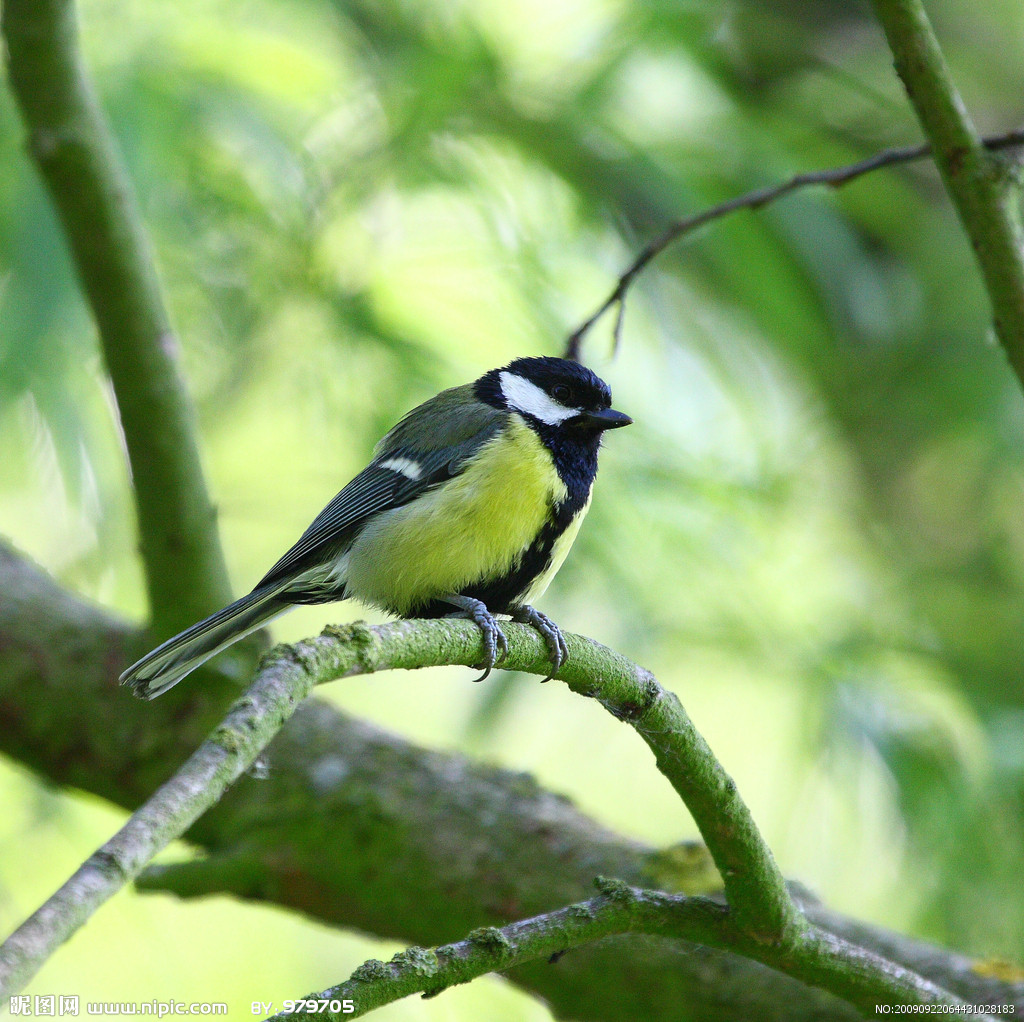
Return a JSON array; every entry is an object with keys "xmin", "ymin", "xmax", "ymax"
[{"xmin": 475, "ymin": 356, "xmax": 632, "ymax": 432}]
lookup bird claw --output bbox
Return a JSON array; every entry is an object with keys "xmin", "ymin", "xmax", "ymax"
[
  {"xmin": 445, "ymin": 596, "xmax": 508, "ymax": 682},
  {"xmin": 470, "ymin": 619, "xmax": 509, "ymax": 683},
  {"xmin": 445, "ymin": 597, "xmax": 565, "ymax": 682},
  {"xmin": 511, "ymin": 605, "xmax": 568, "ymax": 681}
]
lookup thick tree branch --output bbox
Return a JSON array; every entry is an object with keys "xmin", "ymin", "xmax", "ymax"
[
  {"xmin": 3, "ymin": 543, "xmax": 1021, "ymax": 1019},
  {"xmin": 564, "ymin": 128, "xmax": 1024, "ymax": 361},
  {"xmin": 870, "ymin": 0, "xmax": 1024, "ymax": 389},
  {"xmin": 1, "ymin": 0, "xmax": 233, "ymax": 636}
]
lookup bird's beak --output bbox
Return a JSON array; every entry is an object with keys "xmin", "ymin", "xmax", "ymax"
[{"xmin": 571, "ymin": 408, "xmax": 633, "ymax": 431}]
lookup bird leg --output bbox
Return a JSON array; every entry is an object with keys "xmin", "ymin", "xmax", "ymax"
[
  {"xmin": 509, "ymin": 604, "xmax": 568, "ymax": 682},
  {"xmin": 443, "ymin": 595, "xmax": 509, "ymax": 682}
]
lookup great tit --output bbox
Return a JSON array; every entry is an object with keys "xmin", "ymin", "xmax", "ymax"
[{"xmin": 120, "ymin": 356, "xmax": 631, "ymax": 699}]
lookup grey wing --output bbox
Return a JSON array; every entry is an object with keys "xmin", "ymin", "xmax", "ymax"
[
  {"xmin": 255, "ymin": 400, "xmax": 506, "ymax": 592},
  {"xmin": 374, "ymin": 384, "xmax": 505, "ymax": 457}
]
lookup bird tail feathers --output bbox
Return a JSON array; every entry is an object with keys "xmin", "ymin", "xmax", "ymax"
[{"xmin": 119, "ymin": 587, "xmax": 290, "ymax": 699}]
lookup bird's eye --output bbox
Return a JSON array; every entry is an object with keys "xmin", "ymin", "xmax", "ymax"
[{"xmin": 551, "ymin": 384, "xmax": 572, "ymax": 404}]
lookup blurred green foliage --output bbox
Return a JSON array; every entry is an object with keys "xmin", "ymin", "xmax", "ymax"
[{"xmin": 3, "ymin": 0, "xmax": 1024, "ymax": 1014}]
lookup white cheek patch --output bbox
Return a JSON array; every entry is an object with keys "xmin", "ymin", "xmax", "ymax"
[
  {"xmin": 499, "ymin": 371, "xmax": 579, "ymax": 425},
  {"xmin": 378, "ymin": 457, "xmax": 423, "ymax": 481}
]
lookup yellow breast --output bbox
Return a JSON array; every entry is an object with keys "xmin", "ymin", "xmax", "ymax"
[{"xmin": 344, "ymin": 416, "xmax": 568, "ymax": 615}]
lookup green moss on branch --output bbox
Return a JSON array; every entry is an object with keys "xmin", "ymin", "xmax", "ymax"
[{"xmin": 268, "ymin": 883, "xmax": 976, "ymax": 1021}]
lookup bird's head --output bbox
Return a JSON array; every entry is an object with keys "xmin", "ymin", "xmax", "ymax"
[{"xmin": 475, "ymin": 356, "xmax": 632, "ymax": 434}]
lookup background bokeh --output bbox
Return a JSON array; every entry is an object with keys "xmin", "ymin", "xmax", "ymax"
[{"xmin": 3, "ymin": 0, "xmax": 1024, "ymax": 1016}]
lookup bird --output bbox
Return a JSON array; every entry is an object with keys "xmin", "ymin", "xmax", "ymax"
[{"xmin": 120, "ymin": 356, "xmax": 632, "ymax": 699}]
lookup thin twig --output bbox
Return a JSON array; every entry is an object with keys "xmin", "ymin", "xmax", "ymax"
[{"xmin": 565, "ymin": 128, "xmax": 1024, "ymax": 360}]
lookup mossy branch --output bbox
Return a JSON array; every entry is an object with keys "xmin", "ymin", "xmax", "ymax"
[
  {"xmin": 0, "ymin": 615, "xmax": 970, "ymax": 1017},
  {"xmin": 1, "ymin": 0, "xmax": 233, "ymax": 636},
  {"xmin": 0, "ymin": 619, "xmax": 788, "ymax": 995},
  {"xmin": 271, "ymin": 881, "xmax": 979, "ymax": 1021},
  {"xmin": 259, "ymin": 617, "xmax": 803, "ymax": 944},
  {"xmin": 265, "ymin": 884, "xmax": 734, "ymax": 1020},
  {"xmin": 2, "ymin": 544, "xmax": 1020, "ymax": 1017}
]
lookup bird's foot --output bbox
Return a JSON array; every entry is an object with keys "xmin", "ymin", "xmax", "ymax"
[
  {"xmin": 510, "ymin": 605, "xmax": 568, "ymax": 681},
  {"xmin": 445, "ymin": 595, "xmax": 508, "ymax": 682}
]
